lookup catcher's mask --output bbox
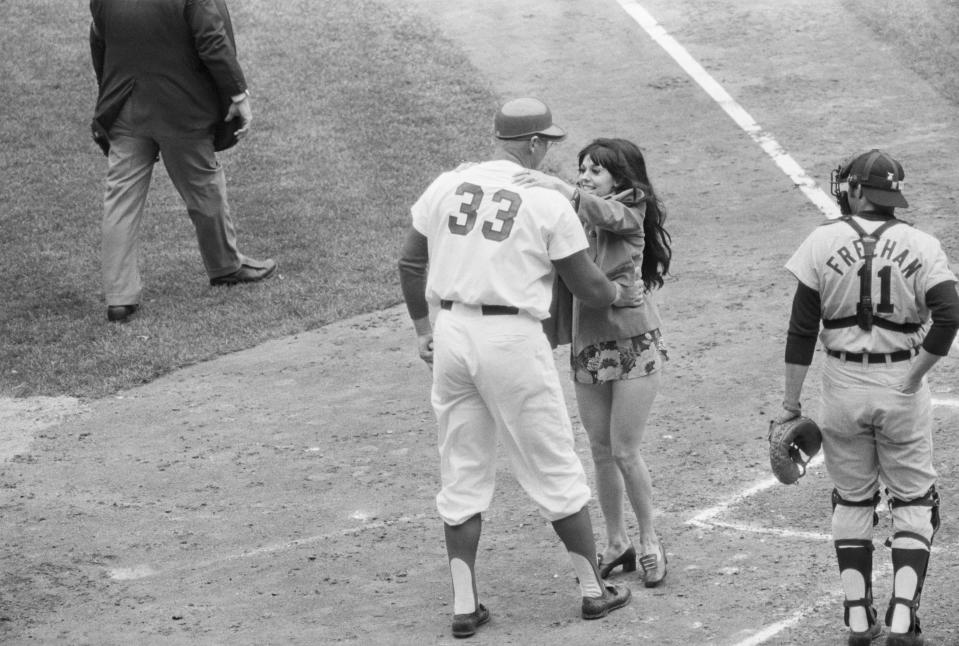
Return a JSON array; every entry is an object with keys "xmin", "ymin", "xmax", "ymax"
[
  {"xmin": 830, "ymin": 154, "xmax": 858, "ymax": 215},
  {"xmin": 830, "ymin": 149, "xmax": 908, "ymax": 214}
]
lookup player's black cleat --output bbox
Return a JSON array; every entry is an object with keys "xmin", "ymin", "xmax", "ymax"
[
  {"xmin": 451, "ymin": 603, "xmax": 489, "ymax": 638},
  {"xmin": 885, "ymin": 631, "xmax": 924, "ymax": 646},
  {"xmin": 847, "ymin": 618, "xmax": 881, "ymax": 645},
  {"xmin": 582, "ymin": 583, "xmax": 631, "ymax": 619}
]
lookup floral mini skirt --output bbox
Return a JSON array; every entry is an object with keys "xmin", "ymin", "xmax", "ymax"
[{"xmin": 571, "ymin": 329, "xmax": 668, "ymax": 384}]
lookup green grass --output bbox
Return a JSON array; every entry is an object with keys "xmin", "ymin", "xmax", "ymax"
[
  {"xmin": 0, "ymin": 0, "xmax": 498, "ymax": 398},
  {"xmin": 846, "ymin": 0, "xmax": 959, "ymax": 105},
  {"xmin": 2, "ymin": 0, "xmax": 958, "ymax": 399}
]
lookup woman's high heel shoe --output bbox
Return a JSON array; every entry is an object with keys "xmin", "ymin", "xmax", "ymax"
[
  {"xmin": 640, "ymin": 542, "xmax": 668, "ymax": 587},
  {"xmin": 598, "ymin": 546, "xmax": 637, "ymax": 578}
]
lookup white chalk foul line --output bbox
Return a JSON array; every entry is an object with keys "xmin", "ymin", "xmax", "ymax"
[
  {"xmin": 614, "ymin": 0, "xmax": 841, "ymax": 219},
  {"xmin": 107, "ymin": 513, "xmax": 430, "ymax": 581}
]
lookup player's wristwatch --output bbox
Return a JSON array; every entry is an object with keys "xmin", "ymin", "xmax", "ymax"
[{"xmin": 231, "ymin": 89, "xmax": 251, "ymax": 103}]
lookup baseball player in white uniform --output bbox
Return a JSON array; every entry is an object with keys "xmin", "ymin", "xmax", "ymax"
[
  {"xmin": 778, "ymin": 149, "xmax": 959, "ymax": 646},
  {"xmin": 398, "ymin": 98, "xmax": 639, "ymax": 638}
]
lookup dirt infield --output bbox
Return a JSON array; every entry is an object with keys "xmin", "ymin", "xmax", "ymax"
[{"xmin": 4, "ymin": 0, "xmax": 959, "ymax": 644}]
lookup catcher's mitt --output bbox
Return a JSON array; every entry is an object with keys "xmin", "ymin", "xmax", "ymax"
[{"xmin": 768, "ymin": 415, "xmax": 822, "ymax": 485}]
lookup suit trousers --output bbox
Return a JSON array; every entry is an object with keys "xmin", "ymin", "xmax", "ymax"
[{"xmin": 101, "ymin": 113, "xmax": 243, "ymax": 305}]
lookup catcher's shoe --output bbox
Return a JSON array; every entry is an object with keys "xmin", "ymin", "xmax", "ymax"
[
  {"xmin": 847, "ymin": 619, "xmax": 881, "ymax": 645},
  {"xmin": 847, "ymin": 602, "xmax": 882, "ymax": 645},
  {"xmin": 451, "ymin": 603, "xmax": 489, "ymax": 638},
  {"xmin": 582, "ymin": 583, "xmax": 632, "ymax": 620},
  {"xmin": 640, "ymin": 542, "xmax": 668, "ymax": 588},
  {"xmin": 885, "ymin": 631, "xmax": 924, "ymax": 646}
]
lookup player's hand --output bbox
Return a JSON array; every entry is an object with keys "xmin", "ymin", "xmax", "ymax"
[
  {"xmin": 774, "ymin": 405, "xmax": 801, "ymax": 425},
  {"xmin": 897, "ymin": 378, "xmax": 922, "ymax": 394},
  {"xmin": 417, "ymin": 333, "xmax": 434, "ymax": 367},
  {"xmin": 513, "ymin": 170, "xmax": 575, "ymax": 199},
  {"xmin": 612, "ymin": 280, "xmax": 645, "ymax": 308}
]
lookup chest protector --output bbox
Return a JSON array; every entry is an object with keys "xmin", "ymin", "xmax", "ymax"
[{"xmin": 821, "ymin": 216, "xmax": 921, "ymax": 333}]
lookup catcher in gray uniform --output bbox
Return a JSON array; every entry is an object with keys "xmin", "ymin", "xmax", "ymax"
[{"xmin": 776, "ymin": 150, "xmax": 959, "ymax": 646}]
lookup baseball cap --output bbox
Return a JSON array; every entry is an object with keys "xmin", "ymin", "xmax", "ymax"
[
  {"xmin": 844, "ymin": 149, "xmax": 908, "ymax": 208},
  {"xmin": 494, "ymin": 98, "xmax": 567, "ymax": 141}
]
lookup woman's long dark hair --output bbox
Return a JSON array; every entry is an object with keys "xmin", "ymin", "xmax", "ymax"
[{"xmin": 577, "ymin": 138, "xmax": 672, "ymax": 290}]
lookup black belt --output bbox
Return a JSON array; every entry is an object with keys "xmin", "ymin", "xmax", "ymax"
[
  {"xmin": 826, "ymin": 347, "xmax": 919, "ymax": 363},
  {"xmin": 440, "ymin": 299, "xmax": 519, "ymax": 316}
]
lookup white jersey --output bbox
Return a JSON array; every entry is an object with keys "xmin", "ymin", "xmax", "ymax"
[
  {"xmin": 786, "ymin": 215, "xmax": 957, "ymax": 354},
  {"xmin": 411, "ymin": 159, "xmax": 588, "ymax": 320}
]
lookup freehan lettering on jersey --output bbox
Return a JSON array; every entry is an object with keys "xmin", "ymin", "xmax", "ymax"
[{"xmin": 825, "ymin": 237, "xmax": 923, "ymax": 278}]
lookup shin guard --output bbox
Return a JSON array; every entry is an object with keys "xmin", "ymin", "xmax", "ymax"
[
  {"xmin": 835, "ymin": 539, "xmax": 876, "ymax": 630},
  {"xmin": 885, "ymin": 486, "xmax": 939, "ymax": 635},
  {"xmin": 885, "ymin": 536, "xmax": 931, "ymax": 635}
]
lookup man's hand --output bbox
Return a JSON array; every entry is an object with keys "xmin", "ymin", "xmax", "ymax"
[
  {"xmin": 897, "ymin": 377, "xmax": 923, "ymax": 394},
  {"xmin": 226, "ymin": 93, "xmax": 252, "ymax": 139},
  {"xmin": 417, "ymin": 333, "xmax": 434, "ymax": 367},
  {"xmin": 774, "ymin": 406, "xmax": 801, "ymax": 425},
  {"xmin": 896, "ymin": 349, "xmax": 937, "ymax": 394},
  {"xmin": 612, "ymin": 280, "xmax": 645, "ymax": 308},
  {"xmin": 410, "ymin": 315, "xmax": 434, "ymax": 367},
  {"xmin": 512, "ymin": 169, "xmax": 576, "ymax": 200}
]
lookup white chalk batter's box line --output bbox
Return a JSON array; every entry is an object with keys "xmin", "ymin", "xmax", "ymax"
[{"xmin": 688, "ymin": 398, "xmax": 959, "ymax": 540}]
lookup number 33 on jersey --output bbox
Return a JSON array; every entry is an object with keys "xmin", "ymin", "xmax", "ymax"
[{"xmin": 410, "ymin": 159, "xmax": 588, "ymax": 321}]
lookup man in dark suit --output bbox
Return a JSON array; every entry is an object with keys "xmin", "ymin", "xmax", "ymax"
[{"xmin": 90, "ymin": 0, "xmax": 276, "ymax": 323}]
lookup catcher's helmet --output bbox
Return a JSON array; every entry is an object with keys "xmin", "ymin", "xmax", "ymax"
[{"xmin": 830, "ymin": 149, "xmax": 908, "ymax": 213}]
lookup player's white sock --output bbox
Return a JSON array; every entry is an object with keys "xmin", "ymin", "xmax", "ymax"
[
  {"xmin": 449, "ymin": 558, "xmax": 476, "ymax": 614},
  {"xmin": 839, "ymin": 568, "xmax": 869, "ymax": 632},
  {"xmin": 889, "ymin": 567, "xmax": 918, "ymax": 633},
  {"xmin": 569, "ymin": 552, "xmax": 603, "ymax": 598},
  {"xmin": 834, "ymin": 537, "xmax": 875, "ymax": 633},
  {"xmin": 889, "ymin": 535, "xmax": 926, "ymax": 633}
]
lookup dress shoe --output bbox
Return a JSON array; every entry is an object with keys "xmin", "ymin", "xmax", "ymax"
[
  {"xmin": 582, "ymin": 583, "xmax": 631, "ymax": 620},
  {"xmin": 209, "ymin": 258, "xmax": 277, "ymax": 286},
  {"xmin": 107, "ymin": 304, "xmax": 139, "ymax": 322},
  {"xmin": 598, "ymin": 545, "xmax": 637, "ymax": 578},
  {"xmin": 640, "ymin": 542, "xmax": 668, "ymax": 588},
  {"xmin": 451, "ymin": 603, "xmax": 489, "ymax": 638}
]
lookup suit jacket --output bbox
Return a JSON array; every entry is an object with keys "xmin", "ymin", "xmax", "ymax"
[
  {"xmin": 544, "ymin": 189, "xmax": 663, "ymax": 352},
  {"xmin": 90, "ymin": 0, "xmax": 246, "ymax": 149}
]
